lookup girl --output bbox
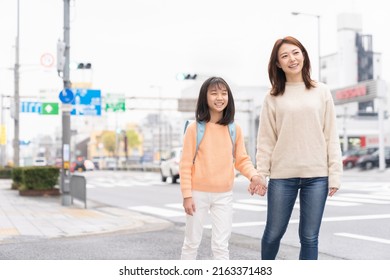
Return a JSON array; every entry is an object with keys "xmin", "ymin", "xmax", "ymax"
[
  {"xmin": 254, "ymin": 36, "xmax": 342, "ymax": 260},
  {"xmin": 179, "ymin": 76, "xmax": 264, "ymax": 260}
]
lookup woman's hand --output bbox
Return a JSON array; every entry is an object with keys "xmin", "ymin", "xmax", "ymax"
[{"xmin": 328, "ymin": 187, "xmax": 338, "ymax": 197}]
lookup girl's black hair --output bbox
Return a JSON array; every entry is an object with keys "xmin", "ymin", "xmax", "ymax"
[{"xmin": 195, "ymin": 77, "xmax": 235, "ymax": 125}]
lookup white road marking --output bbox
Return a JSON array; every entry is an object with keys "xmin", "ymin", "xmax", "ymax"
[
  {"xmin": 223, "ymin": 213, "xmax": 390, "ymax": 228},
  {"xmin": 239, "ymin": 198, "xmax": 360, "ymax": 207},
  {"xmin": 232, "ymin": 203, "xmax": 267, "ymax": 211},
  {"xmin": 325, "ymin": 200, "xmax": 361, "ymax": 206},
  {"xmin": 335, "ymin": 233, "xmax": 390, "ymax": 245},
  {"xmin": 166, "ymin": 203, "xmax": 267, "ymax": 212},
  {"xmin": 237, "ymin": 199, "xmax": 267, "ymax": 205},
  {"xmin": 339, "ymin": 193, "xmax": 390, "ymax": 201},
  {"xmin": 166, "ymin": 203, "xmax": 183, "ymax": 210},
  {"xmin": 128, "ymin": 206, "xmax": 185, "ymax": 217},
  {"xmin": 330, "ymin": 196, "xmax": 390, "ymax": 204}
]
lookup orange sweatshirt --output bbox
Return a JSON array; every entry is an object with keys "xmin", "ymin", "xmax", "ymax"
[{"xmin": 180, "ymin": 122, "xmax": 258, "ymax": 198}]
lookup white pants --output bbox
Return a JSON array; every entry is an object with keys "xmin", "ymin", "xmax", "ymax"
[{"xmin": 180, "ymin": 190, "xmax": 233, "ymax": 260}]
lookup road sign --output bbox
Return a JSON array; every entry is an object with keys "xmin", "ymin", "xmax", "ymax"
[
  {"xmin": 71, "ymin": 89, "xmax": 101, "ymax": 116},
  {"xmin": 20, "ymin": 102, "xmax": 41, "ymax": 113},
  {"xmin": 105, "ymin": 93, "xmax": 125, "ymax": 112},
  {"xmin": 41, "ymin": 102, "xmax": 59, "ymax": 115},
  {"xmin": 40, "ymin": 53, "xmax": 54, "ymax": 68},
  {"xmin": 59, "ymin": 88, "xmax": 74, "ymax": 104}
]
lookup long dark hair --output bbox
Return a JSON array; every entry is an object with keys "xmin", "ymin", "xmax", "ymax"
[
  {"xmin": 268, "ymin": 36, "xmax": 316, "ymax": 96},
  {"xmin": 195, "ymin": 77, "xmax": 235, "ymax": 125}
]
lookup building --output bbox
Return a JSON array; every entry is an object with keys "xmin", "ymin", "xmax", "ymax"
[{"xmin": 321, "ymin": 13, "xmax": 389, "ymax": 152}]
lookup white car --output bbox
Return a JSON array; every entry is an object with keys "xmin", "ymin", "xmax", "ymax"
[
  {"xmin": 33, "ymin": 157, "xmax": 47, "ymax": 166},
  {"xmin": 83, "ymin": 159, "xmax": 95, "ymax": 171},
  {"xmin": 160, "ymin": 147, "xmax": 182, "ymax": 183}
]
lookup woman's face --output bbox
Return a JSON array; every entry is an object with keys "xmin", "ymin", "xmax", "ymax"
[
  {"xmin": 277, "ymin": 43, "xmax": 305, "ymax": 80},
  {"xmin": 207, "ymin": 83, "xmax": 228, "ymax": 114}
]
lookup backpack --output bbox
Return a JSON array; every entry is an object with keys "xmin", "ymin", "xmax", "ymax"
[{"xmin": 184, "ymin": 120, "xmax": 236, "ymax": 164}]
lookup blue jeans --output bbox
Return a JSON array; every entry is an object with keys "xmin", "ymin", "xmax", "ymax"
[{"xmin": 261, "ymin": 177, "xmax": 328, "ymax": 260}]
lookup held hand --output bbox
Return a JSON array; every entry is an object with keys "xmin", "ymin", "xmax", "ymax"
[
  {"xmin": 328, "ymin": 187, "xmax": 338, "ymax": 197},
  {"xmin": 255, "ymin": 184, "xmax": 267, "ymax": 196},
  {"xmin": 183, "ymin": 197, "xmax": 196, "ymax": 216},
  {"xmin": 248, "ymin": 175, "xmax": 260, "ymax": 195},
  {"xmin": 248, "ymin": 175, "xmax": 267, "ymax": 196}
]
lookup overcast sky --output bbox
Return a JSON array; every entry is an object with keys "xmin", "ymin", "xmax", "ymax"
[{"xmin": 0, "ymin": 0, "xmax": 389, "ymax": 141}]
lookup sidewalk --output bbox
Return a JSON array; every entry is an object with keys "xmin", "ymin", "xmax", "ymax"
[{"xmin": 0, "ymin": 179, "xmax": 172, "ymax": 244}]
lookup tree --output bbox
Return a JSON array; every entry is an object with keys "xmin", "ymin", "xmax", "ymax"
[
  {"xmin": 101, "ymin": 131, "xmax": 116, "ymax": 156},
  {"xmin": 125, "ymin": 129, "xmax": 141, "ymax": 153}
]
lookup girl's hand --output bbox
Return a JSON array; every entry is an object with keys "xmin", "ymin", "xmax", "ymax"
[
  {"xmin": 183, "ymin": 197, "xmax": 196, "ymax": 216},
  {"xmin": 256, "ymin": 185, "xmax": 267, "ymax": 196}
]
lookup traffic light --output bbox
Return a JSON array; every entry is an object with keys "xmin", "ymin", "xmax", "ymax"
[
  {"xmin": 176, "ymin": 73, "xmax": 197, "ymax": 80},
  {"xmin": 77, "ymin": 63, "xmax": 92, "ymax": 69},
  {"xmin": 56, "ymin": 40, "xmax": 66, "ymax": 72}
]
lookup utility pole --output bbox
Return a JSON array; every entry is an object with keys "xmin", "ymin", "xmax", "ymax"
[
  {"xmin": 13, "ymin": 0, "xmax": 20, "ymax": 167},
  {"xmin": 60, "ymin": 0, "xmax": 72, "ymax": 206}
]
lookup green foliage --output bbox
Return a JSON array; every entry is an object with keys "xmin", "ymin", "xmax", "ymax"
[
  {"xmin": 126, "ymin": 129, "xmax": 141, "ymax": 149},
  {"xmin": 101, "ymin": 130, "xmax": 116, "ymax": 155},
  {"xmin": 0, "ymin": 167, "xmax": 12, "ymax": 179},
  {"xmin": 11, "ymin": 167, "xmax": 24, "ymax": 189},
  {"xmin": 12, "ymin": 166, "xmax": 60, "ymax": 191}
]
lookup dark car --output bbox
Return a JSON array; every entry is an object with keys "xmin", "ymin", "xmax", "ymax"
[
  {"xmin": 356, "ymin": 148, "xmax": 390, "ymax": 170},
  {"xmin": 342, "ymin": 147, "xmax": 378, "ymax": 169}
]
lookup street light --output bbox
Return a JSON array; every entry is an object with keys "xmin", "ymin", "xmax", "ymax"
[
  {"xmin": 291, "ymin": 11, "xmax": 321, "ymax": 82},
  {"xmin": 13, "ymin": 0, "xmax": 20, "ymax": 167}
]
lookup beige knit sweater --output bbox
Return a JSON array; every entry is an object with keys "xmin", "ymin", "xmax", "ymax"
[{"xmin": 256, "ymin": 82, "xmax": 342, "ymax": 189}]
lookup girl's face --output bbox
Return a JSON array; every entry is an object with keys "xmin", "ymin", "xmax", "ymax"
[
  {"xmin": 207, "ymin": 83, "xmax": 228, "ymax": 115},
  {"xmin": 277, "ymin": 43, "xmax": 304, "ymax": 81}
]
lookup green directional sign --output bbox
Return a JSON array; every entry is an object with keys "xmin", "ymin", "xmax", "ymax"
[
  {"xmin": 41, "ymin": 102, "xmax": 59, "ymax": 115},
  {"xmin": 105, "ymin": 94, "xmax": 126, "ymax": 112}
]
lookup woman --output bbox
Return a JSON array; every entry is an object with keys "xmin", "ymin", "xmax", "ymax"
[{"xmin": 254, "ymin": 36, "xmax": 342, "ymax": 260}]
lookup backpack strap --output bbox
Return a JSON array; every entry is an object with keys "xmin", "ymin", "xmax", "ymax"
[
  {"xmin": 184, "ymin": 120, "xmax": 191, "ymax": 134},
  {"xmin": 228, "ymin": 122, "xmax": 236, "ymax": 161},
  {"xmin": 194, "ymin": 121, "xmax": 206, "ymax": 164},
  {"xmin": 189, "ymin": 121, "xmax": 236, "ymax": 164}
]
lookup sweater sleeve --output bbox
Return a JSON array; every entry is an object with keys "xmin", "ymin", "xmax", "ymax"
[
  {"xmin": 234, "ymin": 125, "xmax": 259, "ymax": 180},
  {"xmin": 324, "ymin": 90, "xmax": 343, "ymax": 189},
  {"xmin": 256, "ymin": 95, "xmax": 277, "ymax": 180},
  {"xmin": 179, "ymin": 123, "xmax": 196, "ymax": 198}
]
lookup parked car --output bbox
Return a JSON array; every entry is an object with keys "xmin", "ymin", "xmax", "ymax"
[
  {"xmin": 342, "ymin": 147, "xmax": 378, "ymax": 169},
  {"xmin": 160, "ymin": 147, "xmax": 182, "ymax": 183},
  {"xmin": 83, "ymin": 159, "xmax": 95, "ymax": 171},
  {"xmin": 356, "ymin": 147, "xmax": 390, "ymax": 170}
]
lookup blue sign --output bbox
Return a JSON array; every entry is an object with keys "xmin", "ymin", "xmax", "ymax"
[
  {"xmin": 59, "ymin": 88, "xmax": 74, "ymax": 104},
  {"xmin": 20, "ymin": 102, "xmax": 41, "ymax": 113},
  {"xmin": 70, "ymin": 89, "xmax": 101, "ymax": 116}
]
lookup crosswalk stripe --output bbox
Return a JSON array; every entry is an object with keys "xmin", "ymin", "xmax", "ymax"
[
  {"xmin": 339, "ymin": 193, "xmax": 390, "ymax": 201},
  {"xmin": 224, "ymin": 213, "xmax": 390, "ymax": 229},
  {"xmin": 128, "ymin": 206, "xmax": 185, "ymax": 217},
  {"xmin": 237, "ymin": 199, "xmax": 267, "ymax": 205},
  {"xmin": 166, "ymin": 203, "xmax": 182, "ymax": 210},
  {"xmin": 334, "ymin": 232, "xmax": 390, "ymax": 245},
  {"xmin": 233, "ymin": 203, "xmax": 267, "ymax": 211},
  {"xmin": 325, "ymin": 200, "xmax": 361, "ymax": 206},
  {"xmin": 330, "ymin": 196, "xmax": 390, "ymax": 204}
]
